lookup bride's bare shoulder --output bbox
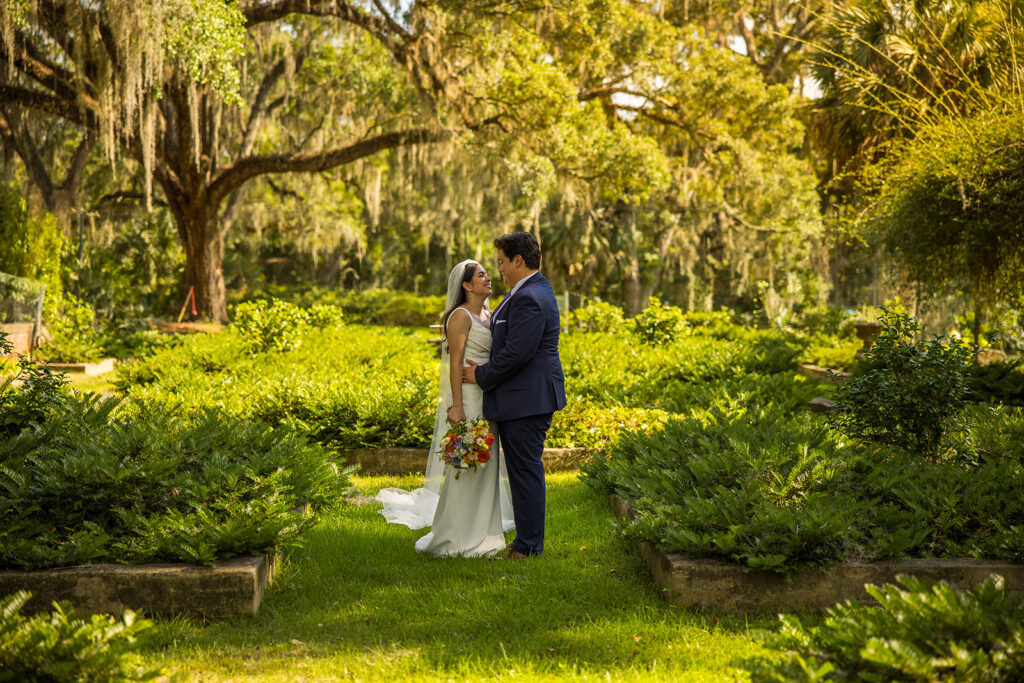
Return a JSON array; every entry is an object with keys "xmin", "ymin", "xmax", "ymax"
[{"xmin": 445, "ymin": 306, "xmax": 472, "ymax": 335}]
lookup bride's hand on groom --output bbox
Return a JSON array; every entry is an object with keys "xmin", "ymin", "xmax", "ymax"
[
  {"xmin": 462, "ymin": 360, "xmax": 478, "ymax": 384},
  {"xmin": 447, "ymin": 405, "xmax": 466, "ymax": 424}
]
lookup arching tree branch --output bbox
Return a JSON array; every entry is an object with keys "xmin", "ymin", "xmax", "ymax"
[
  {"xmin": 0, "ymin": 85, "xmax": 95, "ymax": 129},
  {"xmin": 208, "ymin": 126, "xmax": 453, "ymax": 203}
]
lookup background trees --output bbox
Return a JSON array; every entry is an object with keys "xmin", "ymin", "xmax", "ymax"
[
  {"xmin": 0, "ymin": 0, "xmax": 1020, "ymax": 331},
  {"xmin": 0, "ymin": 1, "xmax": 660, "ymax": 320}
]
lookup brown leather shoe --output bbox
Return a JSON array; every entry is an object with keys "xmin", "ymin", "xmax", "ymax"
[{"xmin": 506, "ymin": 549, "xmax": 528, "ymax": 561}]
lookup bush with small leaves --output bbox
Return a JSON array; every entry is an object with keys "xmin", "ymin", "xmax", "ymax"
[
  {"xmin": 748, "ymin": 575, "xmax": 1024, "ymax": 682},
  {"xmin": 569, "ymin": 300, "xmax": 626, "ymax": 333},
  {"xmin": 794, "ymin": 305, "xmax": 849, "ymax": 336},
  {"xmin": 828, "ymin": 310, "xmax": 976, "ymax": 461},
  {"xmin": 305, "ymin": 303, "xmax": 344, "ymax": 329},
  {"xmin": 232, "ymin": 298, "xmax": 309, "ymax": 353},
  {"xmin": 233, "ymin": 286, "xmax": 444, "ymax": 326},
  {"xmin": 631, "ymin": 296, "xmax": 685, "ymax": 344},
  {"xmin": 34, "ymin": 293, "xmax": 104, "ymax": 363},
  {"xmin": 0, "ymin": 590, "xmax": 163, "ymax": 682},
  {"xmin": 0, "ymin": 332, "xmax": 70, "ymax": 438}
]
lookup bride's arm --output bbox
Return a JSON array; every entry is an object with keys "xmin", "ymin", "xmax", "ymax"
[{"xmin": 446, "ymin": 310, "xmax": 472, "ymax": 424}]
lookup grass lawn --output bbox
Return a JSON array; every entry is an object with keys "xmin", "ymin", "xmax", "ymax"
[
  {"xmin": 140, "ymin": 472, "xmax": 775, "ymax": 681},
  {"xmin": 64, "ymin": 369, "xmax": 118, "ymax": 395}
]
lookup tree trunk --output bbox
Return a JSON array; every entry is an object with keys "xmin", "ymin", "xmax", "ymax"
[
  {"xmin": 622, "ymin": 202, "xmax": 645, "ymax": 315},
  {"xmin": 173, "ymin": 203, "xmax": 229, "ymax": 324},
  {"xmin": 971, "ymin": 291, "xmax": 983, "ymax": 359}
]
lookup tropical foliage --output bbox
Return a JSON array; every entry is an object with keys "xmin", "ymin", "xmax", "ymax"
[
  {"xmin": 0, "ymin": 591, "xmax": 162, "ymax": 682},
  {"xmin": 583, "ymin": 403, "xmax": 1024, "ymax": 575},
  {"xmin": 749, "ymin": 575, "xmax": 1024, "ymax": 682},
  {"xmin": 0, "ymin": 335, "xmax": 351, "ymax": 570}
]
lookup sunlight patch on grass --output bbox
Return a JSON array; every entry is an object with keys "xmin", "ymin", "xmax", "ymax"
[
  {"xmin": 65, "ymin": 370, "xmax": 117, "ymax": 395},
  {"xmin": 141, "ymin": 472, "xmax": 771, "ymax": 681}
]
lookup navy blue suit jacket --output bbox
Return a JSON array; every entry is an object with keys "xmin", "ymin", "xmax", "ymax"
[{"xmin": 475, "ymin": 272, "xmax": 566, "ymax": 421}]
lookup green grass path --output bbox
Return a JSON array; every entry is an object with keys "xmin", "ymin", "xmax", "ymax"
[{"xmin": 141, "ymin": 472, "xmax": 772, "ymax": 681}]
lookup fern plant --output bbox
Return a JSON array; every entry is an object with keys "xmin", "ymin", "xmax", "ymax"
[
  {"xmin": 0, "ymin": 590, "xmax": 163, "ymax": 682},
  {"xmin": 749, "ymin": 575, "xmax": 1024, "ymax": 682},
  {"xmin": 0, "ymin": 395, "xmax": 353, "ymax": 569}
]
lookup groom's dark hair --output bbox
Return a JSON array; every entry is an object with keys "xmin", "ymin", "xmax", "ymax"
[{"xmin": 495, "ymin": 232, "xmax": 541, "ymax": 269}]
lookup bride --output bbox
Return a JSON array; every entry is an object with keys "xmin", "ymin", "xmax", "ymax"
[{"xmin": 376, "ymin": 259, "xmax": 514, "ymax": 556}]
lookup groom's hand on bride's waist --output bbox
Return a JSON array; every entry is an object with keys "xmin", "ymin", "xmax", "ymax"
[{"xmin": 463, "ymin": 360, "xmax": 478, "ymax": 384}]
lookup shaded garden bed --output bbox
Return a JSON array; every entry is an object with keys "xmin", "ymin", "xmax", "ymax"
[
  {"xmin": 0, "ymin": 554, "xmax": 278, "ymax": 617},
  {"xmin": 609, "ymin": 495, "xmax": 1024, "ymax": 612}
]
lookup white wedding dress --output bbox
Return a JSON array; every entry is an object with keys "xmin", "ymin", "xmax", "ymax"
[{"xmin": 376, "ymin": 307, "xmax": 514, "ymax": 557}]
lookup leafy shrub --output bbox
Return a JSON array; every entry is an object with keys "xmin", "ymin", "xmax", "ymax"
[
  {"xmin": 583, "ymin": 406, "xmax": 1024, "ymax": 574},
  {"xmin": 583, "ymin": 412, "xmax": 859, "ymax": 574},
  {"xmin": 793, "ymin": 305, "xmax": 849, "ymax": 336},
  {"xmin": 749, "ymin": 575, "xmax": 1024, "ymax": 682},
  {"xmin": 829, "ymin": 310, "xmax": 976, "ymax": 460},
  {"xmin": 0, "ymin": 590, "xmax": 162, "ymax": 682},
  {"xmin": 630, "ymin": 296, "xmax": 685, "ymax": 344},
  {"xmin": 0, "ymin": 396, "xmax": 352, "ymax": 569},
  {"xmin": 0, "ymin": 182, "xmax": 63, "ymax": 318},
  {"xmin": 0, "ymin": 332, "xmax": 69, "ymax": 438},
  {"xmin": 35, "ymin": 294, "xmax": 104, "ymax": 363},
  {"xmin": 569, "ymin": 300, "xmax": 626, "ymax": 333},
  {"xmin": 233, "ymin": 298, "xmax": 309, "ymax": 353},
  {"xmin": 101, "ymin": 321, "xmax": 179, "ymax": 361},
  {"xmin": 233, "ymin": 286, "xmax": 443, "ymax": 327},
  {"xmin": 116, "ymin": 325, "xmax": 438, "ymax": 450},
  {"xmin": 75, "ymin": 213, "xmax": 185, "ymax": 320},
  {"xmin": 561, "ymin": 327, "xmax": 803, "ymax": 413},
  {"xmin": 547, "ymin": 399, "xmax": 670, "ymax": 448},
  {"xmin": 680, "ymin": 308, "xmax": 738, "ymax": 329},
  {"xmin": 969, "ymin": 357, "xmax": 1024, "ymax": 406},
  {"xmin": 306, "ymin": 303, "xmax": 344, "ymax": 329},
  {"xmin": 798, "ymin": 334, "xmax": 861, "ymax": 371}
]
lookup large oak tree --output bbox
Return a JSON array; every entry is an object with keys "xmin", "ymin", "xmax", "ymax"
[{"xmin": 0, "ymin": 0, "xmax": 661, "ymax": 321}]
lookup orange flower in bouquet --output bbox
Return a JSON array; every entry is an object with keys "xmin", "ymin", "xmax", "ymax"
[{"xmin": 438, "ymin": 418, "xmax": 495, "ymax": 478}]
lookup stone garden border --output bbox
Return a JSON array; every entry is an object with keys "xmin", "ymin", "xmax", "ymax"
[
  {"xmin": 0, "ymin": 554, "xmax": 277, "ymax": 617},
  {"xmin": 346, "ymin": 446, "xmax": 592, "ymax": 475},
  {"xmin": 610, "ymin": 495, "xmax": 1024, "ymax": 612},
  {"xmin": 796, "ymin": 363, "xmax": 850, "ymax": 384},
  {"xmin": 154, "ymin": 321, "xmax": 223, "ymax": 335},
  {"xmin": 45, "ymin": 358, "xmax": 116, "ymax": 376}
]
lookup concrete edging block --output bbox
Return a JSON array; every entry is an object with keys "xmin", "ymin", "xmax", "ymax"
[
  {"xmin": 44, "ymin": 358, "xmax": 116, "ymax": 375},
  {"xmin": 797, "ymin": 363, "xmax": 850, "ymax": 384},
  {"xmin": 346, "ymin": 446, "xmax": 591, "ymax": 475},
  {"xmin": 610, "ymin": 495, "xmax": 1024, "ymax": 612},
  {"xmin": 0, "ymin": 554, "xmax": 278, "ymax": 617}
]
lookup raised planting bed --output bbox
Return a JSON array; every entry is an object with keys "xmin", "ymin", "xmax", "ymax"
[
  {"xmin": 0, "ymin": 554, "xmax": 277, "ymax": 617},
  {"xmin": 154, "ymin": 321, "xmax": 223, "ymax": 335},
  {"xmin": 610, "ymin": 495, "xmax": 1024, "ymax": 612},
  {"xmin": 44, "ymin": 357, "xmax": 115, "ymax": 375},
  {"xmin": 796, "ymin": 363, "xmax": 850, "ymax": 384},
  {"xmin": 346, "ymin": 447, "xmax": 592, "ymax": 475},
  {"xmin": 807, "ymin": 397, "xmax": 837, "ymax": 413}
]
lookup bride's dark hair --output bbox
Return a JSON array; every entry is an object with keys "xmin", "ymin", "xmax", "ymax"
[{"xmin": 441, "ymin": 262, "xmax": 479, "ymax": 340}]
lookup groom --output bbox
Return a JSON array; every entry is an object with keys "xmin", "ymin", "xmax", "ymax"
[{"xmin": 463, "ymin": 232, "xmax": 566, "ymax": 559}]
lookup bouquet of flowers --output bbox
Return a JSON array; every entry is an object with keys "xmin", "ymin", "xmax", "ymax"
[{"xmin": 438, "ymin": 418, "xmax": 495, "ymax": 478}]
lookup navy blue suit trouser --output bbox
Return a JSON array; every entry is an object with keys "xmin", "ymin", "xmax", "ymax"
[{"xmin": 498, "ymin": 413, "xmax": 552, "ymax": 556}]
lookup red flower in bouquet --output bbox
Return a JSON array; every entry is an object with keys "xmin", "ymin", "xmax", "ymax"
[{"xmin": 437, "ymin": 417, "xmax": 495, "ymax": 479}]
